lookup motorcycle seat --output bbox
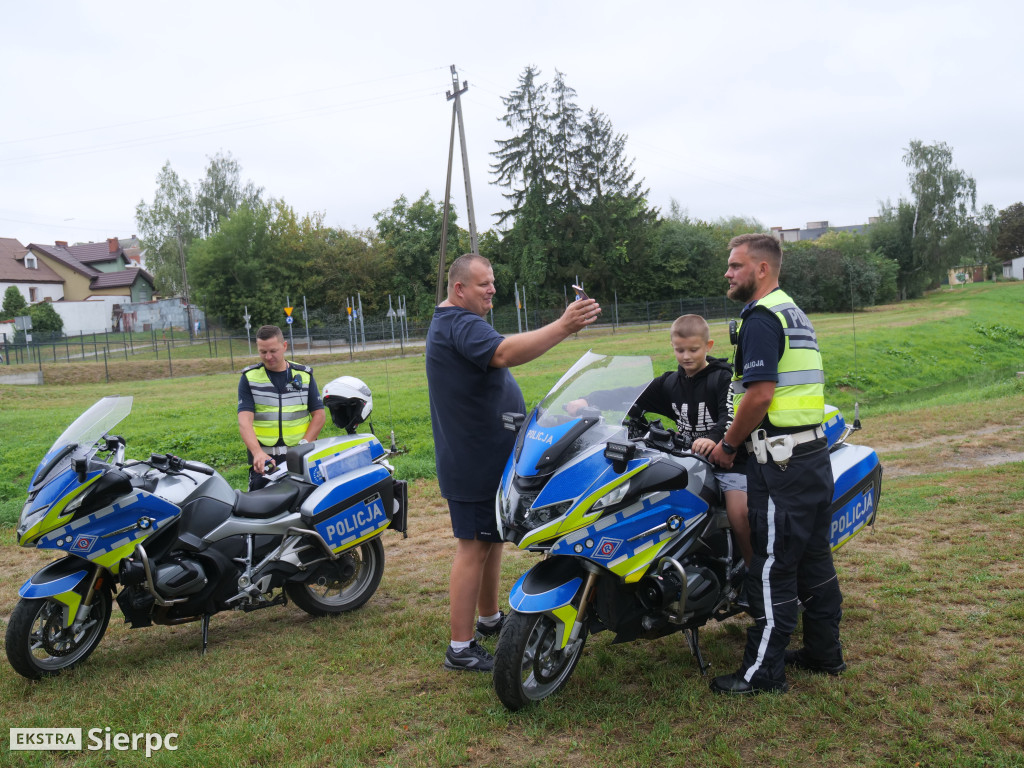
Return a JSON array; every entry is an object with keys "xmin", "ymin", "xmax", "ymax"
[{"xmin": 233, "ymin": 480, "xmax": 302, "ymax": 519}]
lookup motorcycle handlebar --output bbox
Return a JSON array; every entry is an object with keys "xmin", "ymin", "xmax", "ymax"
[{"xmin": 149, "ymin": 453, "xmax": 215, "ymax": 475}]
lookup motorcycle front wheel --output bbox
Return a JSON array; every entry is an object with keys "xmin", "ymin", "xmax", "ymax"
[
  {"xmin": 493, "ymin": 610, "xmax": 588, "ymax": 711},
  {"xmin": 5, "ymin": 589, "xmax": 112, "ymax": 680},
  {"xmin": 285, "ymin": 537, "xmax": 385, "ymax": 616}
]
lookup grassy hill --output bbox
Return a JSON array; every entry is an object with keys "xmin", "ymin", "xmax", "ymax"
[{"xmin": 0, "ymin": 282, "xmax": 1021, "ymax": 766}]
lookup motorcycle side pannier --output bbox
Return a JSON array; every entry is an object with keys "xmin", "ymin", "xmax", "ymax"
[
  {"xmin": 827, "ymin": 444, "xmax": 882, "ymax": 551},
  {"xmin": 291, "ymin": 436, "xmax": 396, "ymax": 552}
]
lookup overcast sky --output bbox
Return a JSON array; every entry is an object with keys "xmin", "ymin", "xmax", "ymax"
[{"xmin": 2, "ymin": 0, "xmax": 1021, "ymax": 249}]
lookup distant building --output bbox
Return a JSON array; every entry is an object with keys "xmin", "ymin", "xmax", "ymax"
[
  {"xmin": 26, "ymin": 238, "xmax": 155, "ymax": 303},
  {"xmin": 948, "ymin": 264, "xmax": 988, "ymax": 286},
  {"xmin": 771, "ymin": 218, "xmax": 879, "ymax": 243},
  {"xmin": 0, "ymin": 237, "xmax": 65, "ymax": 305},
  {"xmin": 1003, "ymin": 257, "xmax": 1024, "ymax": 280}
]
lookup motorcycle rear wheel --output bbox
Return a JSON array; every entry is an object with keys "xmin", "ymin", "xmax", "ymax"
[
  {"xmin": 285, "ymin": 537, "xmax": 385, "ymax": 616},
  {"xmin": 493, "ymin": 610, "xmax": 588, "ymax": 711},
  {"xmin": 5, "ymin": 589, "xmax": 112, "ymax": 680}
]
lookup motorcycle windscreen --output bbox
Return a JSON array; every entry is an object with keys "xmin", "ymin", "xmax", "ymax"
[
  {"xmin": 31, "ymin": 396, "xmax": 133, "ymax": 489},
  {"xmin": 515, "ymin": 353, "xmax": 654, "ymax": 478}
]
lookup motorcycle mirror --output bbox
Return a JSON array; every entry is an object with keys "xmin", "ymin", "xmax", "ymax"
[
  {"xmin": 72, "ymin": 451, "xmax": 89, "ymax": 483},
  {"xmin": 502, "ymin": 412, "xmax": 526, "ymax": 433}
]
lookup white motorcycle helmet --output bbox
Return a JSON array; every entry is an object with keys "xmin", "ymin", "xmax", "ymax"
[{"xmin": 322, "ymin": 375, "xmax": 373, "ymax": 434}]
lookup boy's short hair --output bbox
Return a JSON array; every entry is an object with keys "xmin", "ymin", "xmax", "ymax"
[{"xmin": 670, "ymin": 314, "xmax": 710, "ymax": 342}]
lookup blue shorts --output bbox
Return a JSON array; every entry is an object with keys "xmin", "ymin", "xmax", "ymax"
[
  {"xmin": 448, "ymin": 499, "xmax": 502, "ymax": 542},
  {"xmin": 715, "ymin": 469, "xmax": 747, "ymax": 493}
]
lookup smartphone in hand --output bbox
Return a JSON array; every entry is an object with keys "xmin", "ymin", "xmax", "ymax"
[{"xmin": 572, "ymin": 284, "xmax": 589, "ymax": 301}]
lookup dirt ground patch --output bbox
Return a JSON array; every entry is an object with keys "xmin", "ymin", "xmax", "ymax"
[{"xmin": 851, "ymin": 397, "xmax": 1024, "ymax": 478}]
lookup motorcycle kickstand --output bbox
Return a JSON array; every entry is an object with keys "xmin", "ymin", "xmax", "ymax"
[
  {"xmin": 685, "ymin": 627, "xmax": 710, "ymax": 675},
  {"xmin": 201, "ymin": 614, "xmax": 211, "ymax": 656}
]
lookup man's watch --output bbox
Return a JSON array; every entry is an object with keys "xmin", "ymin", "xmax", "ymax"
[{"xmin": 720, "ymin": 440, "xmax": 737, "ymax": 455}]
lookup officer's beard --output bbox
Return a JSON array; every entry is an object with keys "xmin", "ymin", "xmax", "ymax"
[{"xmin": 727, "ymin": 278, "xmax": 756, "ymax": 304}]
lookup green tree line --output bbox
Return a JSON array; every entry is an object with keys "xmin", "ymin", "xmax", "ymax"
[{"xmin": 133, "ymin": 69, "xmax": 1022, "ymax": 331}]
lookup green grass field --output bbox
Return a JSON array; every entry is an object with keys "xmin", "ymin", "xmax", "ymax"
[{"xmin": 0, "ymin": 282, "xmax": 1022, "ymax": 767}]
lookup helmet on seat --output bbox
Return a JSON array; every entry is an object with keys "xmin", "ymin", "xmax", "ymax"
[{"xmin": 322, "ymin": 375, "xmax": 373, "ymax": 434}]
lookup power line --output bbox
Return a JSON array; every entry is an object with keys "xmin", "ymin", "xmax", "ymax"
[
  {"xmin": 0, "ymin": 66, "xmax": 448, "ymax": 148},
  {"xmin": 0, "ymin": 88, "xmax": 443, "ymax": 168}
]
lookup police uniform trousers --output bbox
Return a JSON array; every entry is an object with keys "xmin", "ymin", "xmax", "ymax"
[{"xmin": 739, "ymin": 437, "xmax": 842, "ymax": 685}]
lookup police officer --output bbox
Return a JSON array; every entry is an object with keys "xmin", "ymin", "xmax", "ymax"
[
  {"xmin": 237, "ymin": 324, "xmax": 325, "ymax": 490},
  {"xmin": 708, "ymin": 233, "xmax": 844, "ymax": 695}
]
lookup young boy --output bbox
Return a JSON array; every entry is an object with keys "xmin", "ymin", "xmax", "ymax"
[
  {"xmin": 570, "ymin": 314, "xmax": 752, "ymax": 567},
  {"xmin": 644, "ymin": 314, "xmax": 752, "ymax": 567}
]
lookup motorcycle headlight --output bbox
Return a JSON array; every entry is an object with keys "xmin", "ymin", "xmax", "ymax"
[
  {"xmin": 17, "ymin": 504, "xmax": 50, "ymax": 540},
  {"xmin": 592, "ymin": 480, "xmax": 630, "ymax": 512},
  {"xmin": 523, "ymin": 501, "xmax": 571, "ymax": 529}
]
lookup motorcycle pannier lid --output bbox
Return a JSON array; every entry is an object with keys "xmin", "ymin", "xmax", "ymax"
[{"xmin": 287, "ymin": 435, "xmax": 385, "ymax": 485}]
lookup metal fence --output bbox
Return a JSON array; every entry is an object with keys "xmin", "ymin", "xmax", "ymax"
[{"xmin": 2, "ymin": 294, "xmax": 742, "ymax": 370}]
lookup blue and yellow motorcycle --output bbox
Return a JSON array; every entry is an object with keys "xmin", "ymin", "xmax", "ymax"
[
  {"xmin": 493, "ymin": 353, "xmax": 881, "ymax": 710},
  {"xmin": 6, "ymin": 394, "xmax": 407, "ymax": 679}
]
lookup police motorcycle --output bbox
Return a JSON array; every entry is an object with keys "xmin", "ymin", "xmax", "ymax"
[
  {"xmin": 5, "ymin": 376, "xmax": 408, "ymax": 680},
  {"xmin": 492, "ymin": 352, "xmax": 881, "ymax": 710}
]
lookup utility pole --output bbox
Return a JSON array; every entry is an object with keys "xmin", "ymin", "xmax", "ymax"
[
  {"xmin": 174, "ymin": 223, "xmax": 193, "ymax": 340},
  {"xmin": 436, "ymin": 65, "xmax": 479, "ymax": 305},
  {"xmin": 450, "ymin": 65, "xmax": 478, "ymax": 254},
  {"xmin": 437, "ymin": 86, "xmax": 459, "ymax": 306}
]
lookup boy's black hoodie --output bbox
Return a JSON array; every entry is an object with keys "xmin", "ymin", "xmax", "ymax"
[{"xmin": 633, "ymin": 355, "xmax": 735, "ymax": 445}]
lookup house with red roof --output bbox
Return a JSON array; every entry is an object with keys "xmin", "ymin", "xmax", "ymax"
[
  {"xmin": 26, "ymin": 237, "xmax": 155, "ymax": 303},
  {"xmin": 0, "ymin": 237, "xmax": 65, "ymax": 305}
]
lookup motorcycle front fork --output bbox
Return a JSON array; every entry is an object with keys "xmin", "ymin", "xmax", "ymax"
[
  {"xmin": 564, "ymin": 569, "xmax": 599, "ymax": 648},
  {"xmin": 71, "ymin": 563, "xmax": 107, "ymax": 626}
]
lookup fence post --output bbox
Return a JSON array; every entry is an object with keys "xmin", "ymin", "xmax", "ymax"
[
  {"xmin": 228, "ymin": 337, "xmax": 234, "ymax": 371},
  {"xmin": 167, "ymin": 340, "xmax": 172, "ymax": 377},
  {"xmin": 103, "ymin": 350, "xmax": 109, "ymax": 383}
]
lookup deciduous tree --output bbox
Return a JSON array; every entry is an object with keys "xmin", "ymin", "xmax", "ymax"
[
  {"xmin": 135, "ymin": 152, "xmax": 262, "ymax": 296},
  {"xmin": 902, "ymin": 139, "xmax": 978, "ymax": 288},
  {"xmin": 995, "ymin": 202, "xmax": 1024, "ymax": 264}
]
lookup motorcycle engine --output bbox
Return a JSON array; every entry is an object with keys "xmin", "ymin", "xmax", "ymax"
[{"xmin": 153, "ymin": 559, "xmax": 208, "ymax": 598}]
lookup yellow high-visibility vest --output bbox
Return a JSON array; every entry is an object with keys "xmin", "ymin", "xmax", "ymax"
[
  {"xmin": 243, "ymin": 363, "xmax": 313, "ymax": 446},
  {"xmin": 731, "ymin": 289, "xmax": 825, "ymax": 429}
]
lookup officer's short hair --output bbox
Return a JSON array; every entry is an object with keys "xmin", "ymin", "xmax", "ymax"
[
  {"xmin": 729, "ymin": 233, "xmax": 783, "ymax": 270},
  {"xmin": 256, "ymin": 325, "xmax": 285, "ymax": 342}
]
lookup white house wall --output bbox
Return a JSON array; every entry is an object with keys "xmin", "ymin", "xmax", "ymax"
[
  {"xmin": 0, "ymin": 280, "xmax": 64, "ymax": 304},
  {"xmin": 51, "ymin": 297, "xmax": 120, "ymax": 335}
]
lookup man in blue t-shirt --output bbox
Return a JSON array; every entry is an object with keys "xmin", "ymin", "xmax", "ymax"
[{"xmin": 426, "ymin": 253, "xmax": 600, "ymax": 672}]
